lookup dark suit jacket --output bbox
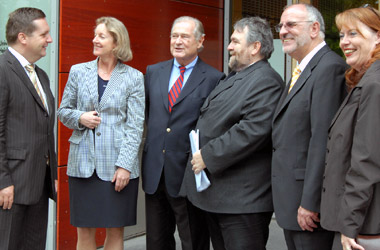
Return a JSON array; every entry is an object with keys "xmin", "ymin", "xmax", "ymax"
[
  {"xmin": 180, "ymin": 60, "xmax": 283, "ymax": 213},
  {"xmin": 142, "ymin": 58, "xmax": 224, "ymax": 197},
  {"xmin": 0, "ymin": 49, "xmax": 57, "ymax": 204},
  {"xmin": 271, "ymin": 45, "xmax": 347, "ymax": 230},
  {"xmin": 321, "ymin": 60, "xmax": 380, "ymax": 238}
]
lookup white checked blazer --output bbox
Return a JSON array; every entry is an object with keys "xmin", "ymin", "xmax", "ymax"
[{"xmin": 58, "ymin": 59, "xmax": 145, "ymax": 180}]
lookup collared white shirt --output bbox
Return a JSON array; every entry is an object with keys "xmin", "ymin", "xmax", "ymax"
[
  {"xmin": 298, "ymin": 41, "xmax": 326, "ymax": 71},
  {"xmin": 8, "ymin": 47, "xmax": 49, "ymax": 113},
  {"xmin": 168, "ymin": 57, "xmax": 198, "ymax": 91}
]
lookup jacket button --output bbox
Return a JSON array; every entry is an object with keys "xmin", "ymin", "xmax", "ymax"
[
  {"xmin": 162, "ymin": 149, "xmax": 165, "ymax": 154},
  {"xmin": 272, "ymin": 147, "xmax": 276, "ymax": 152},
  {"xmin": 322, "ymin": 188, "xmax": 326, "ymax": 192},
  {"xmin": 96, "ymin": 132, "xmax": 101, "ymax": 136},
  {"xmin": 166, "ymin": 128, "xmax": 171, "ymax": 133}
]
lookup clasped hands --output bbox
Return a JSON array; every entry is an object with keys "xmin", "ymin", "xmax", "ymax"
[
  {"xmin": 191, "ymin": 150, "xmax": 206, "ymax": 174},
  {"xmin": 79, "ymin": 111, "xmax": 101, "ymax": 129}
]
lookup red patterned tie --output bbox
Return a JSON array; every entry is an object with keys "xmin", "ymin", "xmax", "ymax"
[{"xmin": 168, "ymin": 66, "xmax": 186, "ymax": 112}]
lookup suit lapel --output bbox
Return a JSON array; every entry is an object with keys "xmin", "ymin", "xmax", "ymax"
[
  {"xmin": 273, "ymin": 45, "xmax": 330, "ymax": 121},
  {"xmin": 328, "ymin": 88, "xmax": 352, "ymax": 130},
  {"xmin": 85, "ymin": 59, "xmax": 101, "ymax": 112},
  {"xmin": 159, "ymin": 60, "xmax": 173, "ymax": 112},
  {"xmin": 35, "ymin": 66, "xmax": 53, "ymax": 113},
  {"xmin": 98, "ymin": 61, "xmax": 125, "ymax": 111},
  {"xmin": 203, "ymin": 61, "xmax": 262, "ymax": 109},
  {"xmin": 174, "ymin": 59, "xmax": 206, "ymax": 106},
  {"xmin": 5, "ymin": 51, "xmax": 47, "ymax": 112},
  {"xmin": 280, "ymin": 66, "xmax": 311, "ymax": 109}
]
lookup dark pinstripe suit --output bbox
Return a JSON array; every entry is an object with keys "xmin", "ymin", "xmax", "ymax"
[{"xmin": 0, "ymin": 49, "xmax": 57, "ymax": 250}]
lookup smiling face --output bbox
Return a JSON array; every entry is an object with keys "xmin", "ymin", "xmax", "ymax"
[
  {"xmin": 24, "ymin": 18, "xmax": 52, "ymax": 63},
  {"xmin": 339, "ymin": 21, "xmax": 380, "ymax": 71},
  {"xmin": 279, "ymin": 5, "xmax": 315, "ymax": 61},
  {"xmin": 93, "ymin": 23, "xmax": 116, "ymax": 59},
  {"xmin": 170, "ymin": 20, "xmax": 204, "ymax": 66}
]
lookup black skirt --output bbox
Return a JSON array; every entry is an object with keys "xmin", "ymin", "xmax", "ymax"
[{"xmin": 68, "ymin": 171, "xmax": 139, "ymax": 228}]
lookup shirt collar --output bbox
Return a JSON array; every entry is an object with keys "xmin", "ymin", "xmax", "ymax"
[
  {"xmin": 8, "ymin": 47, "xmax": 33, "ymax": 68},
  {"xmin": 298, "ymin": 41, "xmax": 326, "ymax": 71},
  {"xmin": 173, "ymin": 56, "xmax": 198, "ymax": 70}
]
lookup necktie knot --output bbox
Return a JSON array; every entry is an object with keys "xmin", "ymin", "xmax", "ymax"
[
  {"xmin": 25, "ymin": 64, "xmax": 35, "ymax": 74},
  {"xmin": 179, "ymin": 66, "xmax": 186, "ymax": 75}
]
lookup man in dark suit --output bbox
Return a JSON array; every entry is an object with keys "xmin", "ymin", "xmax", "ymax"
[
  {"xmin": 180, "ymin": 17, "xmax": 283, "ymax": 250},
  {"xmin": 271, "ymin": 4, "xmax": 347, "ymax": 250},
  {"xmin": 0, "ymin": 7, "xmax": 57, "ymax": 250},
  {"xmin": 142, "ymin": 16, "xmax": 224, "ymax": 250}
]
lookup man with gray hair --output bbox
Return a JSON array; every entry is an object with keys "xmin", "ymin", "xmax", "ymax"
[
  {"xmin": 142, "ymin": 16, "xmax": 224, "ymax": 250},
  {"xmin": 180, "ymin": 16, "xmax": 283, "ymax": 250},
  {"xmin": 271, "ymin": 4, "xmax": 347, "ymax": 250}
]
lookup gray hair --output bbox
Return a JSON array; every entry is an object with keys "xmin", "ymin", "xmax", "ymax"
[
  {"xmin": 233, "ymin": 16, "xmax": 274, "ymax": 60},
  {"xmin": 285, "ymin": 4, "xmax": 325, "ymax": 39},
  {"xmin": 171, "ymin": 16, "xmax": 205, "ymax": 40}
]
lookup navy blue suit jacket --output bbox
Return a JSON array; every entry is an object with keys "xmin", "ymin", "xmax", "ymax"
[{"xmin": 142, "ymin": 58, "xmax": 224, "ymax": 197}]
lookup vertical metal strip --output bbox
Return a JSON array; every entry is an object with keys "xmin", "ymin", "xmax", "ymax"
[{"xmin": 223, "ymin": 0, "xmax": 231, "ymax": 74}]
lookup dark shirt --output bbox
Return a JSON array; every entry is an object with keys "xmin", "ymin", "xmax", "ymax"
[{"xmin": 98, "ymin": 75, "xmax": 108, "ymax": 102}]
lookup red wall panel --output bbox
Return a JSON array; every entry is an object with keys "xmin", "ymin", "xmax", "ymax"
[
  {"xmin": 59, "ymin": 0, "xmax": 224, "ymax": 73},
  {"xmin": 57, "ymin": 73, "xmax": 72, "ymax": 166}
]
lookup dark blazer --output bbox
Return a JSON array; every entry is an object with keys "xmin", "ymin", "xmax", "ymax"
[
  {"xmin": 271, "ymin": 45, "xmax": 347, "ymax": 230},
  {"xmin": 180, "ymin": 60, "xmax": 283, "ymax": 213},
  {"xmin": 321, "ymin": 60, "xmax": 380, "ymax": 238},
  {"xmin": 0, "ymin": 49, "xmax": 57, "ymax": 204},
  {"xmin": 142, "ymin": 58, "xmax": 224, "ymax": 197}
]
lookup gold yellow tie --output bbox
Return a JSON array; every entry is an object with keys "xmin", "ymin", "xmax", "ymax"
[
  {"xmin": 25, "ymin": 64, "xmax": 46, "ymax": 108},
  {"xmin": 288, "ymin": 65, "xmax": 301, "ymax": 93}
]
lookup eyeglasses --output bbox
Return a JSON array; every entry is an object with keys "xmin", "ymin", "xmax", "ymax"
[{"xmin": 275, "ymin": 21, "xmax": 313, "ymax": 32}]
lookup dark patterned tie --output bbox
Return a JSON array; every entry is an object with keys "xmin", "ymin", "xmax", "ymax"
[{"xmin": 168, "ymin": 66, "xmax": 186, "ymax": 112}]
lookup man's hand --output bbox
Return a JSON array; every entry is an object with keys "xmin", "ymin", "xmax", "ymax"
[
  {"xmin": 297, "ymin": 206, "xmax": 319, "ymax": 232},
  {"xmin": 0, "ymin": 185, "xmax": 14, "ymax": 210},
  {"xmin": 79, "ymin": 111, "xmax": 101, "ymax": 129},
  {"xmin": 191, "ymin": 150, "xmax": 206, "ymax": 174},
  {"xmin": 111, "ymin": 167, "xmax": 131, "ymax": 192},
  {"xmin": 341, "ymin": 234, "xmax": 364, "ymax": 250}
]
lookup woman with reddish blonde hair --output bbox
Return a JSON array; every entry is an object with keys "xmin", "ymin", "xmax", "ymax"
[{"xmin": 320, "ymin": 5, "xmax": 380, "ymax": 250}]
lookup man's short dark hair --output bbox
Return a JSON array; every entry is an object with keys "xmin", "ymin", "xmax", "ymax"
[{"xmin": 6, "ymin": 7, "xmax": 46, "ymax": 45}]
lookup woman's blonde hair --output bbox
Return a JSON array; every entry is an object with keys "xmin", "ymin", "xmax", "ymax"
[{"xmin": 96, "ymin": 16, "xmax": 133, "ymax": 62}]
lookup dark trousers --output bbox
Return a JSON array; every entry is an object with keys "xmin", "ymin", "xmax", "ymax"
[
  {"xmin": 0, "ymin": 185, "xmax": 49, "ymax": 250},
  {"xmin": 206, "ymin": 211, "xmax": 273, "ymax": 250},
  {"xmin": 145, "ymin": 176, "xmax": 209, "ymax": 250},
  {"xmin": 283, "ymin": 227, "xmax": 334, "ymax": 250}
]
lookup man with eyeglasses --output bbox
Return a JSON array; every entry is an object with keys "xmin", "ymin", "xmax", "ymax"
[
  {"xmin": 142, "ymin": 16, "xmax": 224, "ymax": 250},
  {"xmin": 271, "ymin": 4, "xmax": 347, "ymax": 250}
]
